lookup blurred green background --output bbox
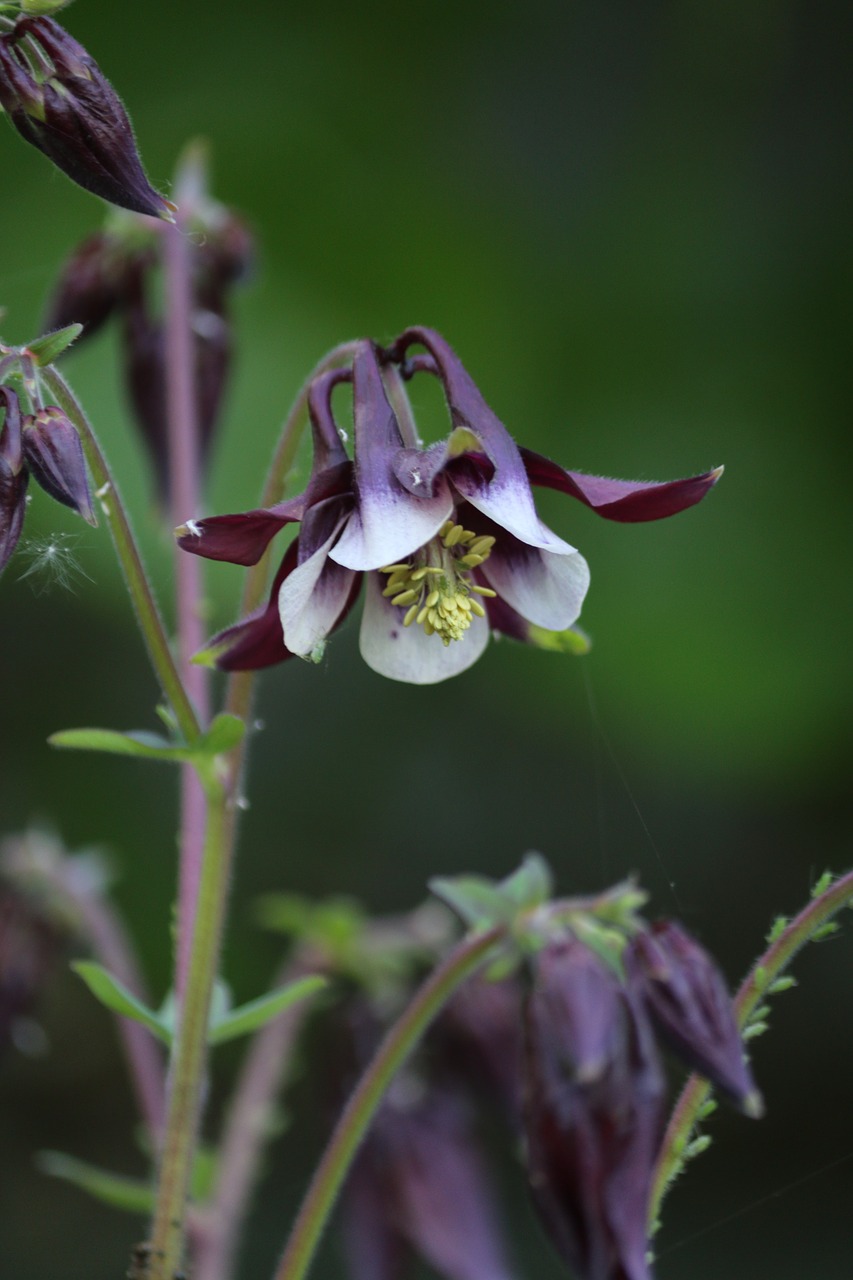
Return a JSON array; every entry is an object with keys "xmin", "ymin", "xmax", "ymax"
[{"xmin": 1, "ymin": 0, "xmax": 852, "ymax": 1276}]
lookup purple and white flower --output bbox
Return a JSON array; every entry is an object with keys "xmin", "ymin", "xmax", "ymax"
[{"xmin": 177, "ymin": 328, "xmax": 722, "ymax": 684}]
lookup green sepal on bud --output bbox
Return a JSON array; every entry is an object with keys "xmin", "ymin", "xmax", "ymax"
[
  {"xmin": 21, "ymin": 1, "xmax": 75, "ymax": 15},
  {"xmin": 526, "ymin": 622, "xmax": 591, "ymax": 655}
]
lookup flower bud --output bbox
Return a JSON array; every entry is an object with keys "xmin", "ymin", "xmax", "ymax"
[
  {"xmin": 0, "ymin": 16, "xmax": 172, "ymax": 219},
  {"xmin": 625, "ymin": 920, "xmax": 763, "ymax": 1117},
  {"xmin": 524, "ymin": 939, "xmax": 666, "ymax": 1280},
  {"xmin": 0, "ymin": 386, "xmax": 29, "ymax": 574},
  {"xmin": 23, "ymin": 406, "xmax": 95, "ymax": 525},
  {"xmin": 43, "ymin": 232, "xmax": 145, "ymax": 341}
]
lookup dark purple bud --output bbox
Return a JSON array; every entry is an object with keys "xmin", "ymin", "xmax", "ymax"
[
  {"xmin": 121, "ymin": 267, "xmax": 234, "ymax": 501},
  {"xmin": 0, "ymin": 16, "xmax": 172, "ymax": 219},
  {"xmin": 625, "ymin": 921, "xmax": 763, "ymax": 1117},
  {"xmin": 440, "ymin": 976, "xmax": 525, "ymax": 1121},
  {"xmin": 0, "ymin": 387, "xmax": 29, "ymax": 575},
  {"xmin": 43, "ymin": 232, "xmax": 144, "ymax": 340},
  {"xmin": 22, "ymin": 407, "xmax": 95, "ymax": 525},
  {"xmin": 524, "ymin": 940, "xmax": 666, "ymax": 1280}
]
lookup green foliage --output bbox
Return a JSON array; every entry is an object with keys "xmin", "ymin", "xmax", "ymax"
[
  {"xmin": 207, "ymin": 976, "xmax": 327, "ymax": 1046},
  {"xmin": 72, "ymin": 961, "xmax": 171, "ymax": 1043},
  {"xmin": 36, "ymin": 1152, "xmax": 154, "ymax": 1215}
]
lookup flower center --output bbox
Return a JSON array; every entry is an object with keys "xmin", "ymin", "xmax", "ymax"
[{"xmin": 379, "ymin": 519, "xmax": 498, "ymax": 646}]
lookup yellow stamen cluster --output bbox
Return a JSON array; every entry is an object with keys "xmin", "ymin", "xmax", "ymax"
[{"xmin": 379, "ymin": 519, "xmax": 498, "ymax": 646}]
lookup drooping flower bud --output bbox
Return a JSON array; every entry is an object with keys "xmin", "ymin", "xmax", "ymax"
[
  {"xmin": 346, "ymin": 1086, "xmax": 518, "ymax": 1280},
  {"xmin": 23, "ymin": 406, "xmax": 95, "ymax": 525},
  {"xmin": 42, "ymin": 232, "xmax": 146, "ymax": 341},
  {"xmin": 0, "ymin": 386, "xmax": 29, "ymax": 574},
  {"xmin": 0, "ymin": 15, "xmax": 172, "ymax": 219},
  {"xmin": 524, "ymin": 939, "xmax": 666, "ymax": 1280},
  {"xmin": 625, "ymin": 920, "xmax": 763, "ymax": 1117}
]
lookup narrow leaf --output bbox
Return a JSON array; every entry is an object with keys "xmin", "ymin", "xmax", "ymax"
[
  {"xmin": 72, "ymin": 961, "xmax": 171, "ymax": 1044},
  {"xmin": 48, "ymin": 727, "xmax": 195, "ymax": 763},
  {"xmin": 208, "ymin": 975, "xmax": 327, "ymax": 1046},
  {"xmin": 428, "ymin": 875, "xmax": 511, "ymax": 928},
  {"xmin": 499, "ymin": 852, "xmax": 553, "ymax": 910},
  {"xmin": 197, "ymin": 712, "xmax": 245, "ymax": 756},
  {"xmin": 37, "ymin": 1151, "xmax": 154, "ymax": 1215}
]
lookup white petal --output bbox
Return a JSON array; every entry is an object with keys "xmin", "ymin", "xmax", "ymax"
[
  {"xmin": 451, "ymin": 471, "xmax": 573, "ymax": 554},
  {"xmin": 279, "ymin": 528, "xmax": 355, "ymax": 657},
  {"xmin": 359, "ymin": 572, "xmax": 490, "ymax": 684},
  {"xmin": 330, "ymin": 479, "xmax": 454, "ymax": 571},
  {"xmin": 481, "ymin": 543, "xmax": 590, "ymax": 631}
]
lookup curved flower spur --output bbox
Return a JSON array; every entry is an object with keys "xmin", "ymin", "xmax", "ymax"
[{"xmin": 177, "ymin": 329, "xmax": 722, "ymax": 684}]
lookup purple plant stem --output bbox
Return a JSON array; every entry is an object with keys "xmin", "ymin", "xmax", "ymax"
[
  {"xmin": 193, "ymin": 959, "xmax": 314, "ymax": 1280},
  {"xmin": 163, "ymin": 216, "xmax": 212, "ymax": 998}
]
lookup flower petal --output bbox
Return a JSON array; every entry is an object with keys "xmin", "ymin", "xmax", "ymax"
[
  {"xmin": 520, "ymin": 448, "xmax": 724, "ymax": 522},
  {"xmin": 0, "ymin": 468, "xmax": 28, "ymax": 576},
  {"xmin": 359, "ymin": 572, "xmax": 489, "ymax": 684},
  {"xmin": 331, "ymin": 342, "xmax": 453, "ymax": 571},
  {"xmin": 279, "ymin": 521, "xmax": 358, "ymax": 659},
  {"xmin": 481, "ymin": 535, "xmax": 590, "ymax": 632},
  {"xmin": 390, "ymin": 327, "xmax": 571, "ymax": 553}
]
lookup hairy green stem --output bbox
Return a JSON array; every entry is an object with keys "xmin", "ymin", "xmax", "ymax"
[
  {"xmin": 649, "ymin": 866, "xmax": 853, "ymax": 1228},
  {"xmin": 147, "ymin": 780, "xmax": 230, "ymax": 1280},
  {"xmin": 41, "ymin": 366, "xmax": 201, "ymax": 744},
  {"xmin": 272, "ymin": 925, "xmax": 505, "ymax": 1280}
]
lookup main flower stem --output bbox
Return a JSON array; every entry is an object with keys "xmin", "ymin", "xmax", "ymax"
[
  {"xmin": 163, "ymin": 215, "xmax": 212, "ymax": 998},
  {"xmin": 272, "ymin": 925, "xmax": 505, "ymax": 1280},
  {"xmin": 41, "ymin": 366, "xmax": 200, "ymax": 744},
  {"xmin": 649, "ymin": 867, "xmax": 853, "ymax": 1228}
]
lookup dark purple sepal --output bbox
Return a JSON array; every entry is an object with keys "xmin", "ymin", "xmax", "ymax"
[
  {"xmin": 176, "ymin": 500, "xmax": 302, "ymax": 567},
  {"xmin": 342, "ymin": 1148, "xmax": 408, "ymax": 1280},
  {"xmin": 3, "ymin": 17, "xmax": 172, "ymax": 220},
  {"xmin": 625, "ymin": 921, "xmax": 762, "ymax": 1116},
  {"xmin": 0, "ymin": 387, "xmax": 24, "ymax": 475},
  {"xmin": 524, "ymin": 941, "xmax": 666, "ymax": 1280},
  {"xmin": 22, "ymin": 407, "xmax": 95, "ymax": 524},
  {"xmin": 520, "ymin": 448, "xmax": 723, "ymax": 523}
]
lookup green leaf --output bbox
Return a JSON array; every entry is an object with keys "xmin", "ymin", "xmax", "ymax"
[
  {"xmin": 37, "ymin": 1151, "xmax": 154, "ymax": 1215},
  {"xmin": 72, "ymin": 961, "xmax": 171, "ymax": 1044},
  {"xmin": 27, "ymin": 323, "xmax": 83, "ymax": 366},
  {"xmin": 208, "ymin": 975, "xmax": 327, "ymax": 1046},
  {"xmin": 428, "ymin": 875, "xmax": 511, "ymax": 928},
  {"xmin": 49, "ymin": 727, "xmax": 197, "ymax": 763},
  {"xmin": 499, "ymin": 852, "xmax": 553, "ymax": 910},
  {"xmin": 197, "ymin": 713, "xmax": 245, "ymax": 755}
]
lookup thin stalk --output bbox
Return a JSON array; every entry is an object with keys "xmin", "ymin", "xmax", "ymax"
[
  {"xmin": 41, "ymin": 366, "xmax": 200, "ymax": 743},
  {"xmin": 194, "ymin": 958, "xmax": 314, "ymax": 1280},
  {"xmin": 147, "ymin": 780, "xmax": 230, "ymax": 1280},
  {"xmin": 223, "ymin": 339, "xmax": 360, "ymax": 730},
  {"xmin": 649, "ymin": 867, "xmax": 853, "ymax": 1228},
  {"xmin": 272, "ymin": 926, "xmax": 505, "ymax": 1280},
  {"xmin": 163, "ymin": 216, "xmax": 212, "ymax": 997}
]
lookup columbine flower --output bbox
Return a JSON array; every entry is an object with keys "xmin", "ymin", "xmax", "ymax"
[
  {"xmin": 524, "ymin": 938, "xmax": 666, "ymax": 1280},
  {"xmin": 624, "ymin": 920, "xmax": 763, "ymax": 1116},
  {"xmin": 178, "ymin": 328, "xmax": 721, "ymax": 684},
  {"xmin": 0, "ymin": 15, "xmax": 171, "ymax": 218},
  {"xmin": 0, "ymin": 386, "xmax": 95, "ymax": 576}
]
